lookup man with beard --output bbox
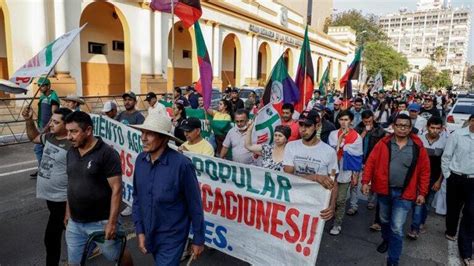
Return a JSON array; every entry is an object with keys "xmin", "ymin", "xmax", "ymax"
[
  {"xmin": 116, "ymin": 91, "xmax": 145, "ymax": 125},
  {"xmin": 230, "ymin": 88, "xmax": 244, "ymax": 113},
  {"xmin": 64, "ymin": 111, "xmax": 133, "ymax": 266},
  {"xmin": 23, "ymin": 107, "xmax": 72, "ymax": 266},
  {"xmin": 220, "ymin": 109, "xmax": 253, "ymax": 164},
  {"xmin": 116, "ymin": 91, "xmax": 145, "ymax": 217},
  {"xmin": 283, "ymin": 109, "xmax": 339, "ymax": 221},
  {"xmin": 281, "ymin": 103, "xmax": 300, "ymax": 141}
]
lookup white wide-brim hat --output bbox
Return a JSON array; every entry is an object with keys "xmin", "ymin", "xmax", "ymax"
[
  {"xmin": 130, "ymin": 110, "xmax": 182, "ymax": 143},
  {"xmin": 63, "ymin": 95, "xmax": 85, "ymax": 105}
]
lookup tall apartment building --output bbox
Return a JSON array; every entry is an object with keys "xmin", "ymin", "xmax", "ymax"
[{"xmin": 379, "ymin": 3, "xmax": 471, "ymax": 86}]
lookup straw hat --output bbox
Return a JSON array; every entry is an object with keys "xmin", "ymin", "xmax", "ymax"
[
  {"xmin": 129, "ymin": 110, "xmax": 181, "ymax": 143},
  {"xmin": 64, "ymin": 95, "xmax": 85, "ymax": 105}
]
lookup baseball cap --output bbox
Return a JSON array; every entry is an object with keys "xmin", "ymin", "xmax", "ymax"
[
  {"xmin": 298, "ymin": 109, "xmax": 320, "ymax": 126},
  {"xmin": 102, "ymin": 101, "xmax": 117, "ymax": 113},
  {"xmin": 408, "ymin": 103, "xmax": 421, "ymax": 112},
  {"xmin": 144, "ymin": 92, "xmax": 157, "ymax": 102},
  {"xmin": 37, "ymin": 77, "xmax": 51, "ymax": 86},
  {"xmin": 231, "ymin": 88, "xmax": 239, "ymax": 93},
  {"xmin": 122, "ymin": 91, "xmax": 137, "ymax": 100},
  {"xmin": 312, "ymin": 103, "xmax": 325, "ymax": 112},
  {"xmin": 179, "ymin": 117, "xmax": 202, "ymax": 131}
]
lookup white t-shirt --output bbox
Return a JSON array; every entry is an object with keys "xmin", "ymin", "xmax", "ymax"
[{"xmin": 283, "ymin": 139, "xmax": 339, "ymax": 176}]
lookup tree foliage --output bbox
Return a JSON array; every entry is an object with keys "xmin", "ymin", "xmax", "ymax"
[
  {"xmin": 430, "ymin": 46, "xmax": 446, "ymax": 65},
  {"xmin": 420, "ymin": 65, "xmax": 453, "ymax": 90},
  {"xmin": 420, "ymin": 65, "xmax": 438, "ymax": 89},
  {"xmin": 363, "ymin": 41, "xmax": 409, "ymax": 83},
  {"xmin": 324, "ymin": 9, "xmax": 387, "ymax": 45},
  {"xmin": 466, "ymin": 65, "xmax": 474, "ymax": 84},
  {"xmin": 435, "ymin": 70, "xmax": 452, "ymax": 88}
]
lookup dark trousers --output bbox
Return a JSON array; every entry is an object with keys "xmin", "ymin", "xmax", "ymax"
[
  {"xmin": 45, "ymin": 200, "xmax": 66, "ymax": 266},
  {"xmin": 446, "ymin": 173, "xmax": 474, "ymax": 259}
]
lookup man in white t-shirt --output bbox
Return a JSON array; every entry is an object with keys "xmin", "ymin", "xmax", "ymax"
[{"xmin": 283, "ymin": 109, "xmax": 339, "ymax": 221}]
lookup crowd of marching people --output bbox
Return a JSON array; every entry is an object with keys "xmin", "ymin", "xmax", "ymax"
[{"xmin": 24, "ymin": 77, "xmax": 473, "ymax": 266}]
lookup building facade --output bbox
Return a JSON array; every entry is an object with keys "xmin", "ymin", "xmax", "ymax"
[
  {"xmin": 278, "ymin": 0, "xmax": 333, "ymax": 32},
  {"xmin": 0, "ymin": 0, "xmax": 354, "ymax": 98},
  {"xmin": 379, "ymin": 2, "xmax": 471, "ymax": 86}
]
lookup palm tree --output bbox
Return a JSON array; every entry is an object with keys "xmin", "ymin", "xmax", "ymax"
[{"xmin": 430, "ymin": 46, "xmax": 446, "ymax": 66}]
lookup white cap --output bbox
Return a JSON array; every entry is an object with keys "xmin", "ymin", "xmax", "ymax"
[{"xmin": 102, "ymin": 101, "xmax": 117, "ymax": 113}]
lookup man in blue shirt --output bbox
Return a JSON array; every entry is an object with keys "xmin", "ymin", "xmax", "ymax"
[{"xmin": 131, "ymin": 112, "xmax": 205, "ymax": 265}]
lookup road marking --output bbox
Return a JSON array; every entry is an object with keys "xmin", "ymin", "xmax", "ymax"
[
  {"xmin": 0, "ymin": 167, "xmax": 37, "ymax": 177},
  {"xmin": 0, "ymin": 160, "xmax": 37, "ymax": 170},
  {"xmin": 448, "ymin": 239, "xmax": 462, "ymax": 266}
]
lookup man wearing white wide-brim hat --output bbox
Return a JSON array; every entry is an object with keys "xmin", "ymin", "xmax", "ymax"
[
  {"xmin": 130, "ymin": 110, "xmax": 205, "ymax": 265},
  {"xmin": 62, "ymin": 95, "xmax": 84, "ymax": 111}
]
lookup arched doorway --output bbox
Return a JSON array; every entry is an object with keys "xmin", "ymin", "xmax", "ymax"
[
  {"xmin": 80, "ymin": 2, "xmax": 127, "ymax": 96},
  {"xmin": 257, "ymin": 42, "xmax": 271, "ymax": 85},
  {"xmin": 316, "ymin": 57, "xmax": 323, "ymax": 82},
  {"xmin": 167, "ymin": 21, "xmax": 194, "ymax": 91},
  {"xmin": 0, "ymin": 6, "xmax": 9, "ymax": 98},
  {"xmin": 221, "ymin": 34, "xmax": 241, "ymax": 88},
  {"xmin": 283, "ymin": 48, "xmax": 293, "ymax": 76}
]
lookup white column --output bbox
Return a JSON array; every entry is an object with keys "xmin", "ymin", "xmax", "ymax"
[
  {"xmin": 53, "ymin": 0, "xmax": 69, "ymax": 73},
  {"xmin": 141, "ymin": 9, "xmax": 152, "ymax": 75},
  {"xmin": 251, "ymin": 35, "xmax": 258, "ymax": 79},
  {"xmin": 211, "ymin": 23, "xmax": 221, "ymax": 78},
  {"xmin": 153, "ymin": 11, "xmax": 163, "ymax": 75}
]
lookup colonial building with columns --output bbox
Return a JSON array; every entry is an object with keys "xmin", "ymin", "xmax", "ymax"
[{"xmin": 0, "ymin": 0, "xmax": 356, "ymax": 97}]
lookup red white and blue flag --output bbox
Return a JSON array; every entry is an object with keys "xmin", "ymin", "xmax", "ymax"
[{"xmin": 328, "ymin": 129, "xmax": 363, "ymax": 171}]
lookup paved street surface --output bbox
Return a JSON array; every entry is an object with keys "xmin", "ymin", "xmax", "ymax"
[{"xmin": 0, "ymin": 143, "xmax": 461, "ymax": 265}]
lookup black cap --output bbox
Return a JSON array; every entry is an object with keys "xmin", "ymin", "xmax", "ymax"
[
  {"xmin": 144, "ymin": 92, "xmax": 157, "ymax": 102},
  {"xmin": 231, "ymin": 88, "xmax": 239, "ymax": 93},
  {"xmin": 179, "ymin": 117, "xmax": 202, "ymax": 131},
  {"xmin": 122, "ymin": 91, "xmax": 137, "ymax": 100},
  {"xmin": 298, "ymin": 109, "xmax": 320, "ymax": 125}
]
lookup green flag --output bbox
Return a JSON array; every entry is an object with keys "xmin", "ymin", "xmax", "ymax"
[{"xmin": 318, "ymin": 66, "xmax": 330, "ymax": 96}]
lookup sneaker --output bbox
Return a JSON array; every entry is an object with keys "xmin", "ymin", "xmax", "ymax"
[
  {"xmin": 369, "ymin": 223, "xmax": 382, "ymax": 232},
  {"xmin": 121, "ymin": 206, "xmax": 132, "ymax": 216},
  {"xmin": 346, "ymin": 208, "xmax": 358, "ymax": 216},
  {"xmin": 376, "ymin": 241, "xmax": 388, "ymax": 253},
  {"xmin": 420, "ymin": 224, "xmax": 427, "ymax": 234},
  {"xmin": 329, "ymin": 225, "xmax": 341, "ymax": 236},
  {"xmin": 407, "ymin": 230, "xmax": 419, "ymax": 240},
  {"xmin": 30, "ymin": 171, "xmax": 38, "ymax": 179}
]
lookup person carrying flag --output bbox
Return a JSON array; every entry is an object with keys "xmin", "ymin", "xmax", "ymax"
[{"xmin": 328, "ymin": 110, "xmax": 363, "ymax": 235}]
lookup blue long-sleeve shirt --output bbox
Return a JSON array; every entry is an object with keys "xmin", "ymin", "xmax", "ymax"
[{"xmin": 132, "ymin": 147, "xmax": 205, "ymax": 253}]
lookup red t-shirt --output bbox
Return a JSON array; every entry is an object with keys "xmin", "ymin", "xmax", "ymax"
[{"xmin": 281, "ymin": 120, "xmax": 300, "ymax": 141}]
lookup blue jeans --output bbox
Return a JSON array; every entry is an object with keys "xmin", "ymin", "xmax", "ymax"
[
  {"xmin": 65, "ymin": 219, "xmax": 122, "ymax": 264},
  {"xmin": 34, "ymin": 143, "xmax": 44, "ymax": 164},
  {"xmin": 410, "ymin": 189, "xmax": 435, "ymax": 233},
  {"xmin": 378, "ymin": 188, "xmax": 413, "ymax": 265}
]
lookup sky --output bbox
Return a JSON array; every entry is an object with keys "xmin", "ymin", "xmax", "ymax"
[{"xmin": 333, "ymin": 0, "xmax": 474, "ymax": 64}]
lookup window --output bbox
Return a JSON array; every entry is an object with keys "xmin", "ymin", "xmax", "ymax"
[
  {"xmin": 112, "ymin": 40, "xmax": 124, "ymax": 51},
  {"xmin": 88, "ymin": 42, "xmax": 106, "ymax": 55},
  {"xmin": 182, "ymin": 50, "xmax": 191, "ymax": 59}
]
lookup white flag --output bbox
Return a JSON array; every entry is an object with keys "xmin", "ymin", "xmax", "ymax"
[
  {"xmin": 0, "ymin": 25, "xmax": 86, "ymax": 94},
  {"xmin": 251, "ymin": 104, "xmax": 281, "ymax": 145},
  {"xmin": 374, "ymin": 70, "xmax": 383, "ymax": 92}
]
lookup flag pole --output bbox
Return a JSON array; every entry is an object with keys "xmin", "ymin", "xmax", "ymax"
[
  {"xmin": 303, "ymin": 33, "xmax": 307, "ymax": 110},
  {"xmin": 171, "ymin": 0, "xmax": 175, "ymax": 99}
]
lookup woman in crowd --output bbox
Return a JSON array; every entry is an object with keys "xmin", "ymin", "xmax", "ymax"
[
  {"xmin": 207, "ymin": 99, "xmax": 233, "ymax": 154},
  {"xmin": 244, "ymin": 123, "xmax": 291, "ymax": 171},
  {"xmin": 374, "ymin": 100, "xmax": 390, "ymax": 126},
  {"xmin": 172, "ymin": 100, "xmax": 187, "ymax": 145}
]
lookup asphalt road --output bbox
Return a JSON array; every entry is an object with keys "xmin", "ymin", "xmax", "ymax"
[{"xmin": 0, "ymin": 143, "xmax": 462, "ymax": 265}]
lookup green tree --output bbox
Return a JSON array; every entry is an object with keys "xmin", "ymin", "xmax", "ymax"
[
  {"xmin": 420, "ymin": 65, "xmax": 438, "ymax": 89},
  {"xmin": 435, "ymin": 70, "xmax": 452, "ymax": 88},
  {"xmin": 324, "ymin": 9, "xmax": 387, "ymax": 45},
  {"xmin": 466, "ymin": 65, "xmax": 474, "ymax": 84},
  {"xmin": 430, "ymin": 46, "xmax": 446, "ymax": 65},
  {"xmin": 363, "ymin": 41, "xmax": 409, "ymax": 83}
]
